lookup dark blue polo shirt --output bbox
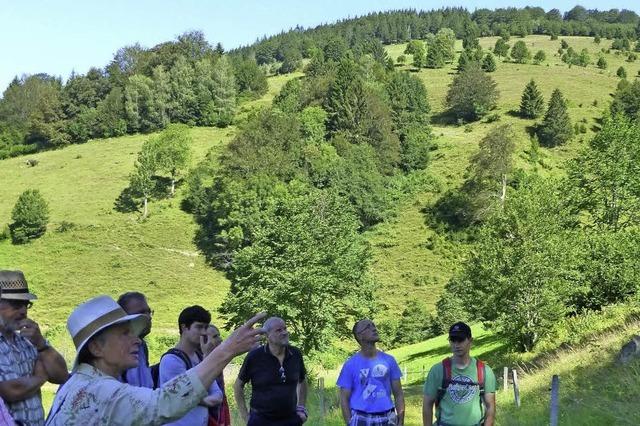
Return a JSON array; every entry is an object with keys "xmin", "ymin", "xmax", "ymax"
[{"xmin": 238, "ymin": 344, "xmax": 306, "ymax": 420}]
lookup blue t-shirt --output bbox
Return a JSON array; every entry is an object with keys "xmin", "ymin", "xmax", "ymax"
[
  {"xmin": 159, "ymin": 351, "xmax": 222, "ymax": 426},
  {"xmin": 336, "ymin": 351, "xmax": 402, "ymax": 413}
]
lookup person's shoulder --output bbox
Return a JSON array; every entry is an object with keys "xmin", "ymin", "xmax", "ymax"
[
  {"xmin": 244, "ymin": 345, "xmax": 266, "ymax": 361},
  {"xmin": 288, "ymin": 345, "xmax": 303, "ymax": 356},
  {"xmin": 377, "ymin": 350, "xmax": 397, "ymax": 361},
  {"xmin": 474, "ymin": 357, "xmax": 495, "ymax": 374}
]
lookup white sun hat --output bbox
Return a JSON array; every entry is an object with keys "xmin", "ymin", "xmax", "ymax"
[{"xmin": 67, "ymin": 295, "xmax": 150, "ymax": 370}]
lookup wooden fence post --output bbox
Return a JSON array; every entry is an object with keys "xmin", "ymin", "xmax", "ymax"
[
  {"xmin": 503, "ymin": 367, "xmax": 508, "ymax": 392},
  {"xmin": 403, "ymin": 365, "xmax": 408, "ymax": 383},
  {"xmin": 550, "ymin": 375, "xmax": 560, "ymax": 426},
  {"xmin": 318, "ymin": 377, "xmax": 325, "ymax": 418},
  {"xmin": 512, "ymin": 369, "xmax": 521, "ymax": 407}
]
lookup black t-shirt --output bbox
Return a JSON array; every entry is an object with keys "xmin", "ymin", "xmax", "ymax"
[{"xmin": 238, "ymin": 344, "xmax": 306, "ymax": 420}]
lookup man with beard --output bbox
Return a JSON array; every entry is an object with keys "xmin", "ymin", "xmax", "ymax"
[
  {"xmin": 0, "ymin": 270, "xmax": 68, "ymax": 426},
  {"xmin": 118, "ymin": 292, "xmax": 154, "ymax": 388},
  {"xmin": 338, "ymin": 319, "xmax": 405, "ymax": 426},
  {"xmin": 234, "ymin": 317, "xmax": 308, "ymax": 425},
  {"xmin": 422, "ymin": 322, "xmax": 496, "ymax": 426}
]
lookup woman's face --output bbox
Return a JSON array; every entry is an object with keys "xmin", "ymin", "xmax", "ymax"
[{"xmin": 90, "ymin": 322, "xmax": 141, "ymax": 374}]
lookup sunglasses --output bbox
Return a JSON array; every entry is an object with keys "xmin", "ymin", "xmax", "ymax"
[
  {"xmin": 3, "ymin": 300, "xmax": 33, "ymax": 310},
  {"xmin": 279, "ymin": 366, "xmax": 286, "ymax": 383}
]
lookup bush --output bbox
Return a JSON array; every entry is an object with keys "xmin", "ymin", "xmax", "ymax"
[
  {"xmin": 617, "ymin": 66, "xmax": 627, "ymax": 78},
  {"xmin": 56, "ymin": 221, "xmax": 76, "ymax": 233},
  {"xmin": 0, "ymin": 224, "xmax": 9, "ymax": 241},
  {"xmin": 9, "ymin": 189, "xmax": 49, "ymax": 244}
]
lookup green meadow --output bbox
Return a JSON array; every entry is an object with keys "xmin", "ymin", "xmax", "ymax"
[{"xmin": 2, "ymin": 35, "xmax": 640, "ymax": 422}]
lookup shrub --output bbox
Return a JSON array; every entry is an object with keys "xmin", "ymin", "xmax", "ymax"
[
  {"xmin": 617, "ymin": 66, "xmax": 627, "ymax": 78},
  {"xmin": 9, "ymin": 189, "xmax": 49, "ymax": 244}
]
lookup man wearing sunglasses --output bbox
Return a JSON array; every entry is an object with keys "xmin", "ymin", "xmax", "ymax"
[
  {"xmin": 0, "ymin": 270, "xmax": 69, "ymax": 426},
  {"xmin": 422, "ymin": 322, "xmax": 496, "ymax": 426},
  {"xmin": 234, "ymin": 317, "xmax": 307, "ymax": 425}
]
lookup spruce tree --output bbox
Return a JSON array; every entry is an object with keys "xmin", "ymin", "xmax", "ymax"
[
  {"xmin": 482, "ymin": 53, "xmax": 497, "ymax": 72},
  {"xmin": 617, "ymin": 66, "xmax": 628, "ymax": 78},
  {"xmin": 597, "ymin": 56, "xmax": 608, "ymax": 69},
  {"xmin": 520, "ymin": 80, "xmax": 545, "ymax": 119},
  {"xmin": 10, "ymin": 189, "xmax": 49, "ymax": 244},
  {"xmin": 538, "ymin": 89, "xmax": 573, "ymax": 147}
]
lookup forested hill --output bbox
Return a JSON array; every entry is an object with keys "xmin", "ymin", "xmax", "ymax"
[
  {"xmin": 234, "ymin": 7, "xmax": 640, "ymax": 64},
  {"xmin": 2, "ymin": 3, "xmax": 640, "ymax": 367},
  {"xmin": 2, "ymin": 6, "xmax": 640, "ymax": 161}
]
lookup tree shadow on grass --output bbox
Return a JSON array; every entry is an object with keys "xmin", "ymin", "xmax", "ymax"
[
  {"xmin": 114, "ymin": 186, "xmax": 139, "ymax": 213},
  {"xmin": 113, "ymin": 176, "xmax": 175, "ymax": 214},
  {"xmin": 430, "ymin": 110, "xmax": 458, "ymax": 126}
]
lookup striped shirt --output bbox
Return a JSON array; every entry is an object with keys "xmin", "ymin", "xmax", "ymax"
[{"xmin": 0, "ymin": 331, "xmax": 44, "ymax": 426}]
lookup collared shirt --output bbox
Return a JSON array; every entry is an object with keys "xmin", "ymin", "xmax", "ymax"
[
  {"xmin": 0, "ymin": 331, "xmax": 44, "ymax": 425},
  {"xmin": 121, "ymin": 340, "xmax": 154, "ymax": 388},
  {"xmin": 238, "ymin": 344, "xmax": 306, "ymax": 420},
  {"xmin": 46, "ymin": 363, "xmax": 207, "ymax": 426}
]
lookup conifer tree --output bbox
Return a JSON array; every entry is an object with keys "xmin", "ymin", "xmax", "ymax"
[
  {"xmin": 210, "ymin": 56, "xmax": 236, "ymax": 127},
  {"xmin": 511, "ymin": 40, "xmax": 531, "ymax": 63},
  {"xmin": 538, "ymin": 88, "xmax": 573, "ymax": 147},
  {"xmin": 617, "ymin": 66, "xmax": 628, "ymax": 78},
  {"xmin": 533, "ymin": 50, "xmax": 546, "ymax": 64},
  {"xmin": 482, "ymin": 53, "xmax": 497, "ymax": 72},
  {"xmin": 493, "ymin": 38, "xmax": 510, "ymax": 58},
  {"xmin": 520, "ymin": 80, "xmax": 545, "ymax": 119},
  {"xmin": 597, "ymin": 56, "xmax": 608, "ymax": 69}
]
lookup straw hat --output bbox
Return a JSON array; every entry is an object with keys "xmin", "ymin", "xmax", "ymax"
[
  {"xmin": 67, "ymin": 295, "xmax": 149, "ymax": 370},
  {"xmin": 0, "ymin": 270, "xmax": 37, "ymax": 300}
]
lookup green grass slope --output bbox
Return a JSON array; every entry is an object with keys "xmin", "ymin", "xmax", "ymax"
[
  {"xmin": 0, "ymin": 74, "xmax": 295, "ymax": 361},
  {"xmin": 1, "ymin": 35, "xmax": 637, "ymax": 358},
  {"xmin": 371, "ymin": 35, "xmax": 640, "ymax": 317}
]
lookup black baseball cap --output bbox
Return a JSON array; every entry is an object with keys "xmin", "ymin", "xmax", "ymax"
[{"xmin": 449, "ymin": 322, "xmax": 472, "ymax": 339}]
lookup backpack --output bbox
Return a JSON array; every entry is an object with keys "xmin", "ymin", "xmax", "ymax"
[
  {"xmin": 150, "ymin": 348, "xmax": 202, "ymax": 389},
  {"xmin": 435, "ymin": 357, "xmax": 486, "ymax": 422}
]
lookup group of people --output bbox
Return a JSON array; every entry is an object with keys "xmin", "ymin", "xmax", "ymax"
[{"xmin": 0, "ymin": 269, "xmax": 496, "ymax": 426}]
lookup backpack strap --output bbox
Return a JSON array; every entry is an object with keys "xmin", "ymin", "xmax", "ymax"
[
  {"xmin": 435, "ymin": 357, "xmax": 452, "ymax": 408},
  {"xmin": 165, "ymin": 348, "xmax": 194, "ymax": 370},
  {"xmin": 476, "ymin": 359, "xmax": 486, "ymax": 423}
]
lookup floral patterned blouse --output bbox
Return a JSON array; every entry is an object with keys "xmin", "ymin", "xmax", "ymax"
[{"xmin": 45, "ymin": 363, "xmax": 207, "ymax": 426}]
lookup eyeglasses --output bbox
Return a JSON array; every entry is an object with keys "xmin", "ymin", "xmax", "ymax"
[
  {"xmin": 2, "ymin": 300, "xmax": 33, "ymax": 310},
  {"xmin": 279, "ymin": 366, "xmax": 286, "ymax": 383}
]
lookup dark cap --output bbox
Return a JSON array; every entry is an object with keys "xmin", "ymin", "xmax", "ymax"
[{"xmin": 449, "ymin": 322, "xmax": 472, "ymax": 339}]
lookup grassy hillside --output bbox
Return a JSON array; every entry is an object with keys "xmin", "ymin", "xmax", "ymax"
[
  {"xmin": 369, "ymin": 35, "xmax": 640, "ymax": 316},
  {"xmin": 0, "ymin": 74, "xmax": 295, "ymax": 361},
  {"xmin": 1, "ymin": 35, "xmax": 637, "ymax": 358}
]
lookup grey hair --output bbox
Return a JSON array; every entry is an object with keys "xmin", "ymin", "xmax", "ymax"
[{"xmin": 263, "ymin": 317, "xmax": 285, "ymax": 332}]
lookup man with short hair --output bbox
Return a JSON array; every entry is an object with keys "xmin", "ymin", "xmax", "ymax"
[
  {"xmin": 117, "ymin": 291, "xmax": 154, "ymax": 388},
  {"xmin": 338, "ymin": 319, "xmax": 405, "ymax": 426},
  {"xmin": 234, "ymin": 317, "xmax": 308, "ymax": 426},
  {"xmin": 0, "ymin": 270, "xmax": 68, "ymax": 426},
  {"xmin": 422, "ymin": 322, "xmax": 496, "ymax": 426},
  {"xmin": 159, "ymin": 305, "xmax": 223, "ymax": 426}
]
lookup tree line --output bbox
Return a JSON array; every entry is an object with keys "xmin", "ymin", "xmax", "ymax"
[
  {"xmin": 235, "ymin": 6, "xmax": 640, "ymax": 68},
  {"xmin": 0, "ymin": 31, "xmax": 267, "ymax": 159}
]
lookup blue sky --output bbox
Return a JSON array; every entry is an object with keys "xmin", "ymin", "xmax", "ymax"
[{"xmin": 1, "ymin": 0, "xmax": 638, "ymax": 92}]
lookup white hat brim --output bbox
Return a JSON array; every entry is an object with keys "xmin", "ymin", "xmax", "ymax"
[{"xmin": 71, "ymin": 313, "xmax": 149, "ymax": 371}]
